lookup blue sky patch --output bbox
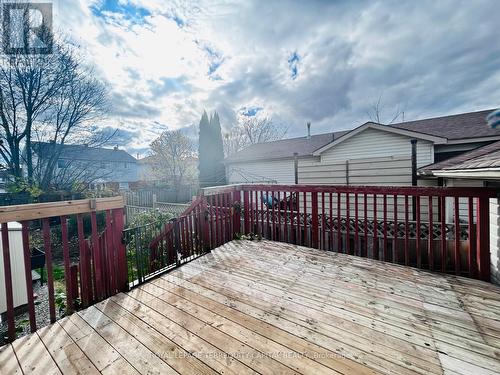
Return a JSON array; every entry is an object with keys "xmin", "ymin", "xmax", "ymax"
[
  {"xmin": 91, "ymin": 0, "xmax": 151, "ymax": 23},
  {"xmin": 288, "ymin": 51, "xmax": 300, "ymax": 80},
  {"xmin": 241, "ymin": 106, "xmax": 263, "ymax": 117}
]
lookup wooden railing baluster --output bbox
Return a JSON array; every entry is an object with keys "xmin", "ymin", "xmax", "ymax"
[
  {"xmin": 405, "ymin": 195, "xmax": 410, "ymax": 266},
  {"xmin": 21, "ymin": 221, "xmax": 36, "ymax": 332},
  {"xmin": 1, "ymin": 222, "xmax": 15, "ymax": 341},
  {"xmin": 454, "ymin": 196, "xmax": 460, "ymax": 274},
  {"xmin": 42, "ymin": 218, "xmax": 56, "ymax": 323},
  {"xmin": 428, "ymin": 196, "xmax": 434, "ymax": 271},
  {"xmin": 415, "ymin": 196, "xmax": 420, "ymax": 268},
  {"xmin": 311, "ymin": 191, "xmax": 318, "ymax": 249}
]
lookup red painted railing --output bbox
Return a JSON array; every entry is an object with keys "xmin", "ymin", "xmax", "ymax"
[
  {"xmin": 202, "ymin": 184, "xmax": 497, "ymax": 282},
  {"xmin": 139, "ymin": 190, "xmax": 240, "ymax": 286},
  {"xmin": 0, "ymin": 197, "xmax": 127, "ymax": 343}
]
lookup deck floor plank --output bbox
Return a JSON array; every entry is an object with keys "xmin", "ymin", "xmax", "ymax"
[
  {"xmin": 37, "ymin": 322, "xmax": 100, "ymax": 375},
  {"xmin": 2, "ymin": 240, "xmax": 500, "ymax": 375},
  {"xmin": 0, "ymin": 344, "xmax": 22, "ymax": 374},
  {"xmin": 199, "ymin": 246, "xmax": 500, "ymax": 347},
  {"xmin": 180, "ymin": 253, "xmax": 500, "ymax": 373},
  {"xmin": 12, "ymin": 331, "xmax": 61, "ymax": 374},
  {"xmin": 140, "ymin": 279, "xmax": 379, "ymax": 375},
  {"xmin": 110, "ymin": 292, "xmax": 260, "ymax": 375}
]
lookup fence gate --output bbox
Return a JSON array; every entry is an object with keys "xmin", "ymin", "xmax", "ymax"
[{"xmin": 123, "ymin": 197, "xmax": 210, "ymax": 287}]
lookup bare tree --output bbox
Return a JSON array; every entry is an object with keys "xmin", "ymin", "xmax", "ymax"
[
  {"xmin": 150, "ymin": 130, "xmax": 196, "ymax": 196},
  {"xmin": 224, "ymin": 115, "xmax": 288, "ymax": 156},
  {"xmin": 32, "ymin": 69, "xmax": 111, "ymax": 190},
  {"xmin": 0, "ymin": 7, "xmax": 112, "ymax": 191},
  {"xmin": 367, "ymin": 94, "xmax": 405, "ymax": 124}
]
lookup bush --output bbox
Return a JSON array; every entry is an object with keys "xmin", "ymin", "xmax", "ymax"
[{"xmin": 128, "ymin": 209, "xmax": 173, "ymax": 228}]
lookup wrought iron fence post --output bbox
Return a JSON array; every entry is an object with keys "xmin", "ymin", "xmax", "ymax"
[
  {"xmin": 134, "ymin": 226, "xmax": 143, "ymax": 284},
  {"xmin": 201, "ymin": 198, "xmax": 210, "ymax": 252},
  {"xmin": 172, "ymin": 218, "xmax": 181, "ymax": 267},
  {"xmin": 233, "ymin": 190, "xmax": 241, "ymax": 237}
]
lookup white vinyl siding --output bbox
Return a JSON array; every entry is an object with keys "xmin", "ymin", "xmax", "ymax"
[
  {"xmin": 320, "ymin": 128, "xmax": 434, "ymax": 168},
  {"xmin": 226, "ymin": 157, "xmax": 317, "ymax": 185},
  {"xmin": 299, "ymin": 156, "xmax": 413, "ymax": 186}
]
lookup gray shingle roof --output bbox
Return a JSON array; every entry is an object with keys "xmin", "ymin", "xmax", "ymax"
[
  {"xmin": 33, "ymin": 142, "xmax": 137, "ymax": 163},
  {"xmin": 420, "ymin": 140, "xmax": 500, "ymax": 173},
  {"xmin": 389, "ymin": 109, "xmax": 497, "ymax": 140},
  {"xmin": 225, "ymin": 109, "xmax": 500, "ymax": 163},
  {"xmin": 224, "ymin": 131, "xmax": 349, "ymax": 163}
]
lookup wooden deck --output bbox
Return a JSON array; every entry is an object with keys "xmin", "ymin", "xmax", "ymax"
[{"xmin": 2, "ymin": 240, "xmax": 500, "ymax": 375}]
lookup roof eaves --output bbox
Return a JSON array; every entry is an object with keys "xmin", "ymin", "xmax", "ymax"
[{"xmin": 224, "ymin": 154, "xmax": 313, "ymax": 164}]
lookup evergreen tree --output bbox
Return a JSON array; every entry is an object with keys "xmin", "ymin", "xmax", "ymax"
[
  {"xmin": 210, "ymin": 112, "xmax": 227, "ymax": 186},
  {"xmin": 198, "ymin": 111, "xmax": 212, "ymax": 187},
  {"xmin": 198, "ymin": 110, "xmax": 227, "ymax": 187}
]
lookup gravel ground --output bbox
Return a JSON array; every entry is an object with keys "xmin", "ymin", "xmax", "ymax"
[{"xmin": 0, "ymin": 280, "xmax": 65, "ymax": 346}]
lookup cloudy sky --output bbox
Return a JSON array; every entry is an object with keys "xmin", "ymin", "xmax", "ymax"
[{"xmin": 57, "ymin": 0, "xmax": 500, "ymax": 156}]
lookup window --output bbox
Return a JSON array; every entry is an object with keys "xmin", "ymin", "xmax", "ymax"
[
  {"xmin": 124, "ymin": 162, "xmax": 128, "ymax": 168},
  {"xmin": 100, "ymin": 162, "xmax": 107, "ymax": 168}
]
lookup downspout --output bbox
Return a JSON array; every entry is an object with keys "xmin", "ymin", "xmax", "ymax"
[
  {"xmin": 294, "ymin": 153, "xmax": 299, "ymax": 184},
  {"xmin": 411, "ymin": 139, "xmax": 418, "ymax": 220}
]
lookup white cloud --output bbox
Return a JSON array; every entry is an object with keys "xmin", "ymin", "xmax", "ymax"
[{"xmin": 55, "ymin": 0, "xmax": 500, "ymax": 154}]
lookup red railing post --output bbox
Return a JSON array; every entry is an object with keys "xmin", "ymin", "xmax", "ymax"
[
  {"xmin": 77, "ymin": 214, "xmax": 91, "ymax": 307},
  {"xmin": 42, "ymin": 218, "xmax": 56, "ymax": 323},
  {"xmin": 201, "ymin": 197, "xmax": 210, "ymax": 251},
  {"xmin": 104, "ymin": 211, "xmax": 116, "ymax": 295},
  {"xmin": 112, "ymin": 208, "xmax": 127, "ymax": 292},
  {"xmin": 21, "ymin": 221, "xmax": 36, "ymax": 332},
  {"xmin": 60, "ymin": 216, "xmax": 74, "ymax": 314},
  {"xmin": 1, "ymin": 223, "xmax": 15, "ymax": 341},
  {"xmin": 311, "ymin": 191, "xmax": 319, "ymax": 248},
  {"xmin": 476, "ymin": 197, "xmax": 490, "ymax": 281},
  {"xmin": 243, "ymin": 190, "xmax": 250, "ymax": 234},
  {"xmin": 90, "ymin": 211, "xmax": 104, "ymax": 301},
  {"xmin": 233, "ymin": 190, "xmax": 241, "ymax": 237}
]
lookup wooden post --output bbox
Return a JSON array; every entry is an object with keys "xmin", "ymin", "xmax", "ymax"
[
  {"xmin": 1, "ymin": 223, "xmax": 15, "ymax": 341},
  {"xmin": 243, "ymin": 190, "xmax": 250, "ymax": 234},
  {"xmin": 61, "ymin": 216, "xmax": 74, "ymax": 314},
  {"xmin": 233, "ymin": 190, "xmax": 241, "ymax": 237},
  {"xmin": 311, "ymin": 192, "xmax": 319, "ymax": 248},
  {"xmin": 77, "ymin": 214, "xmax": 90, "ymax": 306},
  {"xmin": 90, "ymin": 212, "xmax": 104, "ymax": 301},
  {"xmin": 21, "ymin": 222, "xmax": 36, "ymax": 332},
  {"xmin": 42, "ymin": 218, "xmax": 56, "ymax": 323},
  {"xmin": 476, "ymin": 197, "xmax": 490, "ymax": 281},
  {"xmin": 202, "ymin": 198, "xmax": 210, "ymax": 251},
  {"xmin": 70, "ymin": 264, "xmax": 79, "ymax": 300}
]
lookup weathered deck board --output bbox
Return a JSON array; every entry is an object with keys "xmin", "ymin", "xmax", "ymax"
[{"xmin": 1, "ymin": 240, "xmax": 500, "ymax": 375}]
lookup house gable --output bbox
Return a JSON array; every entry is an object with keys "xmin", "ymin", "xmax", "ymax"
[
  {"xmin": 313, "ymin": 123, "xmax": 447, "ymax": 156},
  {"xmin": 318, "ymin": 127, "xmax": 435, "ymax": 168}
]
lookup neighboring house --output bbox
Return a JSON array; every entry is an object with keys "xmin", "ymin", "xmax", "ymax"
[
  {"xmin": 32, "ymin": 142, "xmax": 139, "ymax": 191},
  {"xmin": 226, "ymin": 109, "xmax": 500, "ymax": 281},
  {"xmin": 225, "ymin": 109, "xmax": 500, "ymax": 187},
  {"xmin": 419, "ymin": 140, "xmax": 500, "ymax": 284}
]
